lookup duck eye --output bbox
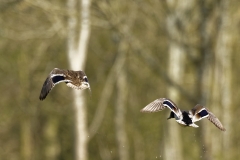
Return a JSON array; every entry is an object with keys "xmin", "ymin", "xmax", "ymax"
[{"xmin": 84, "ymin": 77, "xmax": 88, "ymax": 82}]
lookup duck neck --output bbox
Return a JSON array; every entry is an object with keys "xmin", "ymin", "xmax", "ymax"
[{"xmin": 167, "ymin": 111, "xmax": 176, "ymax": 120}]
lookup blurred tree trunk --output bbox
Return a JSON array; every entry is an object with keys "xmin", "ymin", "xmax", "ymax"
[
  {"xmin": 115, "ymin": 42, "xmax": 129, "ymax": 160},
  {"xmin": 200, "ymin": 53, "xmax": 213, "ymax": 160},
  {"xmin": 44, "ymin": 118, "xmax": 60, "ymax": 160},
  {"xmin": 197, "ymin": 1, "xmax": 215, "ymax": 160},
  {"xmin": 67, "ymin": 0, "xmax": 91, "ymax": 159},
  {"xmin": 211, "ymin": 1, "xmax": 233, "ymax": 159},
  {"xmin": 164, "ymin": 47, "xmax": 185, "ymax": 160},
  {"xmin": 163, "ymin": 1, "xmax": 192, "ymax": 159},
  {"xmin": 88, "ymin": 45, "xmax": 126, "ymax": 139},
  {"xmin": 209, "ymin": 44, "xmax": 223, "ymax": 160},
  {"xmin": 18, "ymin": 52, "xmax": 32, "ymax": 160},
  {"xmin": 20, "ymin": 117, "xmax": 32, "ymax": 160}
]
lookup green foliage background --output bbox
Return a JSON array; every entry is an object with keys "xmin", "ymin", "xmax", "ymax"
[{"xmin": 1, "ymin": 0, "xmax": 240, "ymax": 160}]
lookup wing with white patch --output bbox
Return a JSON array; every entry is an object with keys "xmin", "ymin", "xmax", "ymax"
[
  {"xmin": 66, "ymin": 82, "xmax": 87, "ymax": 90},
  {"xmin": 140, "ymin": 98, "xmax": 182, "ymax": 118},
  {"xmin": 191, "ymin": 105, "xmax": 209, "ymax": 122},
  {"xmin": 189, "ymin": 123, "xmax": 199, "ymax": 128},
  {"xmin": 39, "ymin": 68, "xmax": 70, "ymax": 100},
  {"xmin": 176, "ymin": 119, "xmax": 187, "ymax": 126},
  {"xmin": 161, "ymin": 99, "xmax": 182, "ymax": 118}
]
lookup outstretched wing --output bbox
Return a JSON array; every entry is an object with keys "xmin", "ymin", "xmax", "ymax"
[
  {"xmin": 39, "ymin": 68, "xmax": 71, "ymax": 100},
  {"xmin": 140, "ymin": 98, "xmax": 182, "ymax": 118},
  {"xmin": 140, "ymin": 98, "xmax": 167, "ymax": 113},
  {"xmin": 191, "ymin": 104, "xmax": 209, "ymax": 122},
  {"xmin": 206, "ymin": 109, "xmax": 226, "ymax": 131}
]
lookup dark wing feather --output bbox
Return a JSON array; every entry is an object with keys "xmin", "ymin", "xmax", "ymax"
[
  {"xmin": 39, "ymin": 76, "xmax": 55, "ymax": 100},
  {"xmin": 140, "ymin": 98, "xmax": 167, "ymax": 113},
  {"xmin": 162, "ymin": 99, "xmax": 180, "ymax": 115},
  {"xmin": 39, "ymin": 68, "xmax": 69, "ymax": 100},
  {"xmin": 206, "ymin": 109, "xmax": 226, "ymax": 131},
  {"xmin": 191, "ymin": 104, "xmax": 209, "ymax": 122}
]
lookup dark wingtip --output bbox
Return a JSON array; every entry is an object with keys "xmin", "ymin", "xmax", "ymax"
[
  {"xmin": 39, "ymin": 85, "xmax": 49, "ymax": 101},
  {"xmin": 39, "ymin": 93, "xmax": 46, "ymax": 101},
  {"xmin": 39, "ymin": 76, "xmax": 53, "ymax": 101},
  {"xmin": 39, "ymin": 84, "xmax": 48, "ymax": 100}
]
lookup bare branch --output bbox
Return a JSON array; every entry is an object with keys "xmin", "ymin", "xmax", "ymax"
[{"xmin": 88, "ymin": 49, "xmax": 126, "ymax": 139}]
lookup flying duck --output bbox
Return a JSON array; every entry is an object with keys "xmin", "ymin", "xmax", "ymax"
[
  {"xmin": 140, "ymin": 98, "xmax": 226, "ymax": 131},
  {"xmin": 39, "ymin": 68, "xmax": 91, "ymax": 100}
]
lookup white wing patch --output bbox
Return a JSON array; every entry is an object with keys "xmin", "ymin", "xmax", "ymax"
[
  {"xmin": 51, "ymin": 74, "xmax": 65, "ymax": 78},
  {"xmin": 189, "ymin": 123, "xmax": 199, "ymax": 128},
  {"xmin": 192, "ymin": 108, "xmax": 209, "ymax": 123},
  {"xmin": 54, "ymin": 80, "xmax": 71, "ymax": 85},
  {"xmin": 176, "ymin": 120, "xmax": 187, "ymax": 126}
]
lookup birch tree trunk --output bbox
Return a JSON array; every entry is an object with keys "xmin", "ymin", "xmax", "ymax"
[
  {"xmin": 212, "ymin": 1, "xmax": 233, "ymax": 159},
  {"xmin": 198, "ymin": 1, "xmax": 214, "ymax": 160},
  {"xmin": 164, "ymin": 45, "xmax": 185, "ymax": 160},
  {"xmin": 115, "ymin": 42, "xmax": 129, "ymax": 160},
  {"xmin": 164, "ymin": 1, "xmax": 191, "ymax": 159},
  {"xmin": 200, "ymin": 53, "xmax": 213, "ymax": 160},
  {"xmin": 67, "ymin": 0, "xmax": 91, "ymax": 159},
  {"xmin": 44, "ymin": 118, "xmax": 60, "ymax": 160},
  {"xmin": 18, "ymin": 52, "xmax": 32, "ymax": 160},
  {"xmin": 209, "ymin": 51, "xmax": 222, "ymax": 160}
]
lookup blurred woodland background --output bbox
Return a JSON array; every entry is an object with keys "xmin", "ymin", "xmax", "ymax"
[{"xmin": 1, "ymin": 0, "xmax": 240, "ymax": 160}]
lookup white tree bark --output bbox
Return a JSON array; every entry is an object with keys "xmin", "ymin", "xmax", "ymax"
[
  {"xmin": 164, "ymin": 44, "xmax": 185, "ymax": 160},
  {"xmin": 115, "ymin": 68, "xmax": 129, "ymax": 160},
  {"xmin": 67, "ymin": 0, "xmax": 91, "ymax": 160},
  {"xmin": 68, "ymin": 0, "xmax": 91, "ymax": 70},
  {"xmin": 201, "ymin": 55, "xmax": 213, "ymax": 160},
  {"xmin": 210, "ymin": 50, "xmax": 222, "ymax": 160},
  {"xmin": 213, "ymin": 1, "xmax": 233, "ymax": 159},
  {"xmin": 164, "ymin": 1, "xmax": 191, "ymax": 159},
  {"xmin": 115, "ymin": 42, "xmax": 129, "ymax": 160}
]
